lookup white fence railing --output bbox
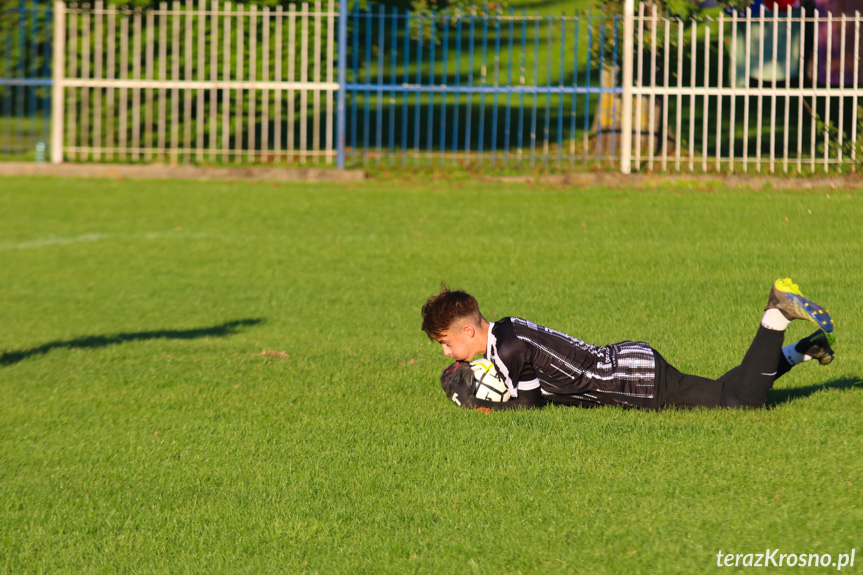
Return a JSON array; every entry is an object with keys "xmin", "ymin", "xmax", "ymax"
[
  {"xmin": 50, "ymin": 0, "xmax": 337, "ymax": 164},
  {"xmin": 621, "ymin": 0, "xmax": 863, "ymax": 174}
]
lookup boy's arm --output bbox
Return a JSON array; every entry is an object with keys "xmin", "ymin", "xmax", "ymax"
[
  {"xmin": 470, "ymin": 387, "xmax": 542, "ymax": 411},
  {"xmin": 440, "ymin": 362, "xmax": 542, "ymax": 411}
]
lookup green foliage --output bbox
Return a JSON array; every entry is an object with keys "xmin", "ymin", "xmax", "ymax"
[{"xmin": 1, "ymin": 176, "xmax": 861, "ymax": 572}]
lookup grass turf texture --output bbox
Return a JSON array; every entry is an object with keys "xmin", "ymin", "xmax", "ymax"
[{"xmin": 1, "ymin": 176, "xmax": 861, "ymax": 574}]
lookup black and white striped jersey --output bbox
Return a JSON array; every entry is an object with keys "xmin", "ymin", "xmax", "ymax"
[{"xmin": 485, "ymin": 317, "xmax": 658, "ymax": 409}]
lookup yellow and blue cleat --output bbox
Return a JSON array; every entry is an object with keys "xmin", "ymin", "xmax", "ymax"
[{"xmin": 767, "ymin": 278, "xmax": 834, "ymax": 333}]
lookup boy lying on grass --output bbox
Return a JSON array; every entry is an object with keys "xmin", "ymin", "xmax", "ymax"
[{"xmin": 421, "ymin": 279, "xmax": 835, "ymax": 411}]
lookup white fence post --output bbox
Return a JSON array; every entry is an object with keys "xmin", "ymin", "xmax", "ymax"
[
  {"xmin": 51, "ymin": 0, "xmax": 66, "ymax": 164},
  {"xmin": 620, "ymin": 0, "xmax": 634, "ymax": 174}
]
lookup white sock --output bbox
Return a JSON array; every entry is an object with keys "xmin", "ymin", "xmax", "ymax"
[
  {"xmin": 782, "ymin": 343, "xmax": 811, "ymax": 367},
  {"xmin": 761, "ymin": 308, "xmax": 791, "ymax": 331}
]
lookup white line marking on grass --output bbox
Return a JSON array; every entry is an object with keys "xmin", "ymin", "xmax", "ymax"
[
  {"xmin": 0, "ymin": 233, "xmax": 109, "ymax": 251},
  {"xmin": 0, "ymin": 231, "xmax": 225, "ymax": 252}
]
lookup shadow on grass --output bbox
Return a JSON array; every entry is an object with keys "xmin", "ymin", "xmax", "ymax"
[
  {"xmin": 0, "ymin": 318, "xmax": 265, "ymax": 367},
  {"xmin": 767, "ymin": 376, "xmax": 863, "ymax": 408}
]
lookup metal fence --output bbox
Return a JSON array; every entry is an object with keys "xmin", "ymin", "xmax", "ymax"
[
  {"xmin": 623, "ymin": 1, "xmax": 863, "ymax": 174},
  {"xmin": 2, "ymin": 0, "xmax": 863, "ymax": 173},
  {"xmin": 51, "ymin": 0, "xmax": 337, "ymax": 163},
  {"xmin": 0, "ymin": 0, "xmax": 53, "ymax": 161}
]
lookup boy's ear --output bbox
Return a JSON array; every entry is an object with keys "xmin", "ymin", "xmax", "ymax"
[{"xmin": 462, "ymin": 323, "xmax": 476, "ymax": 338}]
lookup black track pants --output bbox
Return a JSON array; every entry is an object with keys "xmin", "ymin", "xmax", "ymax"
[{"xmin": 654, "ymin": 326, "xmax": 788, "ymax": 409}]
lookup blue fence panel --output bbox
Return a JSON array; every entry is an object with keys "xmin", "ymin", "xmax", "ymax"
[
  {"xmin": 0, "ymin": 0, "xmax": 53, "ymax": 161},
  {"xmin": 343, "ymin": 5, "xmax": 622, "ymax": 170}
]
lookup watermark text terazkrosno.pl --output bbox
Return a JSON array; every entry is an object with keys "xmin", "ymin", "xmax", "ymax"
[{"xmin": 716, "ymin": 549, "xmax": 856, "ymax": 569}]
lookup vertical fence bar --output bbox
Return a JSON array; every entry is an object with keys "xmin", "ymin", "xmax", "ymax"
[
  {"xmin": 376, "ymin": 4, "xmax": 385, "ymax": 163},
  {"xmin": 769, "ymin": 5, "xmax": 777, "ymax": 173},
  {"xmin": 504, "ymin": 8, "xmax": 513, "ymax": 166},
  {"xmin": 688, "ymin": 19, "xmax": 695, "ymax": 172},
  {"xmin": 675, "ymin": 18, "xmax": 682, "ymax": 171},
  {"xmin": 262, "ymin": 6, "xmax": 270, "ymax": 162},
  {"xmin": 797, "ymin": 6, "xmax": 804, "ymax": 173},
  {"xmin": 491, "ymin": 11, "xmax": 501, "ymax": 165},
  {"xmin": 51, "ymin": 0, "xmax": 65, "ymax": 163},
  {"xmin": 838, "ymin": 14, "xmax": 846, "ymax": 167},
  {"xmin": 585, "ymin": 11, "xmax": 591, "ymax": 167},
  {"xmin": 390, "ymin": 6, "xmax": 397, "ymax": 163},
  {"xmin": 313, "ymin": 1, "xmax": 322, "ymax": 159},
  {"xmin": 337, "ymin": 0, "xmax": 347, "ymax": 168},
  {"xmin": 557, "ymin": 16, "xmax": 564, "ymax": 168},
  {"xmin": 810, "ymin": 8, "xmax": 817, "ymax": 173},
  {"xmin": 184, "ymin": 0, "xmax": 193, "ymax": 162},
  {"xmin": 453, "ymin": 11, "xmax": 462, "ymax": 164},
  {"xmin": 172, "ymin": 1, "xmax": 182, "ymax": 162},
  {"xmin": 438, "ymin": 10, "xmax": 447, "ymax": 165},
  {"xmin": 145, "ymin": 8, "xmax": 154, "ymax": 161},
  {"xmin": 717, "ymin": 12, "xmax": 724, "ymax": 173},
  {"xmin": 543, "ymin": 15, "xmax": 551, "ymax": 167},
  {"xmin": 248, "ymin": 5, "xmax": 257, "ymax": 162},
  {"xmin": 42, "ymin": 0, "xmax": 53, "ymax": 148},
  {"xmin": 105, "ymin": 8, "xmax": 114, "ymax": 160},
  {"xmin": 196, "ymin": 0, "xmax": 206, "ymax": 163},
  {"xmin": 702, "ymin": 18, "xmax": 709, "ymax": 172},
  {"xmin": 477, "ymin": 10, "xmax": 488, "ymax": 166},
  {"xmin": 66, "ymin": 6, "xmax": 77, "ymax": 161},
  {"xmin": 635, "ymin": 3, "xmax": 643, "ymax": 170},
  {"xmin": 661, "ymin": 16, "xmax": 669, "ymax": 172},
  {"xmin": 414, "ymin": 14, "xmax": 422, "ymax": 164},
  {"xmin": 621, "ymin": 0, "xmax": 633, "ymax": 174},
  {"xmin": 824, "ymin": 12, "xmax": 831, "ymax": 172},
  {"xmin": 157, "ymin": 3, "xmax": 166, "ymax": 161},
  {"xmin": 427, "ymin": 15, "xmax": 435, "ymax": 164},
  {"xmin": 756, "ymin": 5, "xmax": 764, "ymax": 172},
  {"xmin": 597, "ymin": 14, "xmax": 605, "ymax": 165},
  {"xmin": 15, "ymin": 0, "xmax": 24, "ymax": 152},
  {"xmin": 384, "ymin": 5, "xmax": 398, "ymax": 165},
  {"xmin": 81, "ymin": 7, "xmax": 92, "ymax": 159},
  {"xmin": 571, "ymin": 15, "xmax": 578, "ymax": 167},
  {"xmin": 465, "ymin": 11, "xmax": 473, "ymax": 162},
  {"xmin": 610, "ymin": 15, "xmax": 618, "ymax": 165},
  {"xmin": 730, "ymin": 9, "xmax": 737, "ymax": 172},
  {"xmin": 529, "ymin": 15, "xmax": 537, "ymax": 167},
  {"xmin": 290, "ymin": 3, "xmax": 297, "ymax": 161},
  {"xmin": 782, "ymin": 5, "xmax": 790, "ymax": 172},
  {"xmin": 234, "ymin": 3, "xmax": 243, "ymax": 162},
  {"xmin": 326, "ymin": 0, "xmax": 334, "ymax": 163},
  {"xmin": 743, "ymin": 8, "xmax": 750, "ymax": 172},
  {"xmin": 301, "ymin": 2, "xmax": 310, "ymax": 163},
  {"xmin": 29, "ymin": 0, "xmax": 39, "ymax": 149},
  {"xmin": 402, "ymin": 8, "xmax": 411, "ymax": 165},
  {"xmin": 119, "ymin": 12, "xmax": 128, "ymax": 160},
  {"xmin": 93, "ymin": 0, "xmax": 102, "ymax": 159},
  {"xmin": 132, "ymin": 9, "xmax": 142, "ymax": 161},
  {"xmin": 852, "ymin": 13, "xmax": 860, "ymax": 172},
  {"xmin": 518, "ymin": 11, "xmax": 525, "ymax": 165},
  {"xmin": 649, "ymin": 4, "xmax": 657, "ymax": 171},
  {"xmin": 364, "ymin": 5, "xmax": 372, "ymax": 163},
  {"xmin": 222, "ymin": 1, "xmax": 231, "ymax": 163},
  {"xmin": 210, "ymin": 1, "xmax": 219, "ymax": 162}
]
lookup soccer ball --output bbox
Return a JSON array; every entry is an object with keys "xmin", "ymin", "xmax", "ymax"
[{"xmin": 469, "ymin": 358, "xmax": 511, "ymax": 402}]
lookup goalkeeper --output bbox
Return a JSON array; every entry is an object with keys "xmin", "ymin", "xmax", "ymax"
[{"xmin": 421, "ymin": 279, "xmax": 835, "ymax": 411}]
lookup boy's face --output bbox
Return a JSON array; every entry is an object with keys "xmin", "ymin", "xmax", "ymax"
[{"xmin": 435, "ymin": 320, "xmax": 482, "ymax": 362}]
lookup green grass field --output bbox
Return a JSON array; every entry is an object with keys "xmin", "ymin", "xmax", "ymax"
[{"xmin": 1, "ymin": 175, "xmax": 861, "ymax": 573}]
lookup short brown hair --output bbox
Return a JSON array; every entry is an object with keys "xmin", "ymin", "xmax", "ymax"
[{"xmin": 421, "ymin": 284, "xmax": 483, "ymax": 339}]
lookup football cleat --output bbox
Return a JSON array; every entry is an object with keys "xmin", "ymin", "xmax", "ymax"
[
  {"xmin": 796, "ymin": 330, "xmax": 836, "ymax": 365},
  {"xmin": 767, "ymin": 278, "xmax": 834, "ymax": 332}
]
